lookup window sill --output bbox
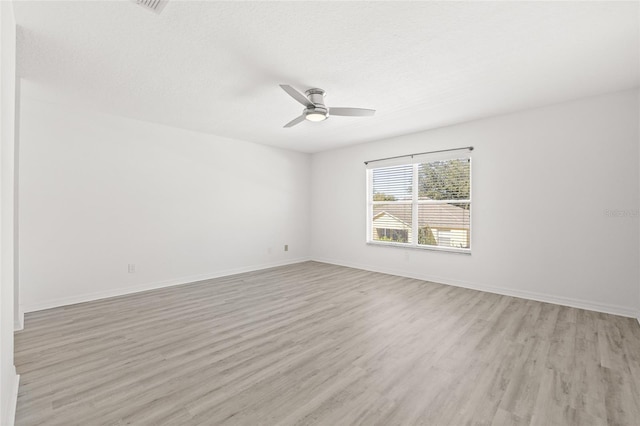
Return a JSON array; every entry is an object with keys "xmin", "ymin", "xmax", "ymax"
[{"xmin": 366, "ymin": 241, "xmax": 472, "ymax": 255}]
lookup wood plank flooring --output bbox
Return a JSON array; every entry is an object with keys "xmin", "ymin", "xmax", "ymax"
[{"xmin": 14, "ymin": 261, "xmax": 640, "ymax": 425}]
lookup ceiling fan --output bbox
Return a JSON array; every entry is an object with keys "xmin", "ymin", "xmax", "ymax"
[{"xmin": 279, "ymin": 84, "xmax": 375, "ymax": 128}]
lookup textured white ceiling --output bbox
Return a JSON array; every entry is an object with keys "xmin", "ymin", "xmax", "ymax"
[{"xmin": 13, "ymin": 1, "xmax": 640, "ymax": 153}]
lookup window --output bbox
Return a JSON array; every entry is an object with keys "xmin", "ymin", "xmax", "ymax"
[{"xmin": 366, "ymin": 151, "xmax": 471, "ymax": 253}]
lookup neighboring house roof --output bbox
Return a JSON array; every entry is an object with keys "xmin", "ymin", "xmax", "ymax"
[
  {"xmin": 372, "ymin": 211, "xmax": 411, "ymax": 230},
  {"xmin": 373, "ymin": 203, "xmax": 470, "ymax": 229}
]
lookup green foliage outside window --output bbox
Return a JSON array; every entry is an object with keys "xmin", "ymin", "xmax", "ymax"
[
  {"xmin": 418, "ymin": 226, "xmax": 437, "ymax": 245},
  {"xmin": 373, "ymin": 192, "xmax": 397, "ymax": 201},
  {"xmin": 418, "ymin": 159, "xmax": 470, "ymax": 206}
]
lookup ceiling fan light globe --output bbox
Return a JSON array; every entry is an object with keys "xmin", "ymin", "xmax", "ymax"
[
  {"xmin": 305, "ymin": 112, "xmax": 326, "ymax": 122},
  {"xmin": 305, "ymin": 107, "xmax": 328, "ymax": 122}
]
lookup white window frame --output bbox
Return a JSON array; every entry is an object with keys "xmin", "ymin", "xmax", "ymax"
[{"xmin": 366, "ymin": 153, "xmax": 472, "ymax": 254}]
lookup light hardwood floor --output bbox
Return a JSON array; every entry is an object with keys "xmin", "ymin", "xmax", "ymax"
[{"xmin": 14, "ymin": 261, "xmax": 640, "ymax": 425}]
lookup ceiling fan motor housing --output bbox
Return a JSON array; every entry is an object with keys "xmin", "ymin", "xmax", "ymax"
[
  {"xmin": 305, "ymin": 88, "xmax": 327, "ymax": 106},
  {"xmin": 304, "ymin": 89, "xmax": 329, "ymax": 120}
]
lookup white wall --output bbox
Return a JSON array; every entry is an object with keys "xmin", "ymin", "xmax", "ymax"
[
  {"xmin": 16, "ymin": 85, "xmax": 640, "ymax": 320},
  {"xmin": 19, "ymin": 91, "xmax": 311, "ymax": 312},
  {"xmin": 312, "ymin": 89, "xmax": 640, "ymax": 317},
  {"xmin": 1, "ymin": 1, "xmax": 19, "ymax": 425}
]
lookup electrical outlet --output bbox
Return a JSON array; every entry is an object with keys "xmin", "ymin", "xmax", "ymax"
[
  {"xmin": 128, "ymin": 264, "xmax": 136, "ymax": 273},
  {"xmin": 284, "ymin": 244, "xmax": 289, "ymax": 252}
]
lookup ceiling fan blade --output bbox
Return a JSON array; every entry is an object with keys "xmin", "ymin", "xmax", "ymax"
[
  {"xmin": 329, "ymin": 107, "xmax": 376, "ymax": 117},
  {"xmin": 280, "ymin": 84, "xmax": 313, "ymax": 108},
  {"xmin": 283, "ymin": 114, "xmax": 306, "ymax": 128}
]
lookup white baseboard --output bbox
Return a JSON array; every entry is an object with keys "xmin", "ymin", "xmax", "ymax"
[
  {"xmin": 19, "ymin": 255, "xmax": 640, "ymax": 321},
  {"xmin": 312, "ymin": 257, "xmax": 640, "ymax": 319},
  {"xmin": 22, "ymin": 257, "xmax": 310, "ymax": 314},
  {"xmin": 2, "ymin": 371, "xmax": 19, "ymax": 426},
  {"xmin": 14, "ymin": 308, "xmax": 23, "ymax": 332}
]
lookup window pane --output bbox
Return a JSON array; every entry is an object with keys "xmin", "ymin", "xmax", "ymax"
[
  {"xmin": 367, "ymin": 153, "xmax": 471, "ymax": 251},
  {"xmin": 372, "ymin": 164, "xmax": 413, "ymax": 201},
  {"xmin": 418, "ymin": 203, "xmax": 470, "ymax": 248},
  {"xmin": 418, "ymin": 159, "xmax": 470, "ymax": 201},
  {"xmin": 372, "ymin": 203, "xmax": 412, "ymax": 244}
]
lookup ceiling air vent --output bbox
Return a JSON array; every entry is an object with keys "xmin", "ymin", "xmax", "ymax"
[{"xmin": 133, "ymin": 0, "xmax": 168, "ymax": 14}]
